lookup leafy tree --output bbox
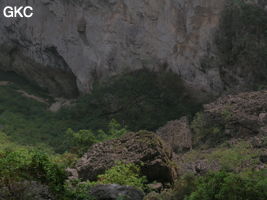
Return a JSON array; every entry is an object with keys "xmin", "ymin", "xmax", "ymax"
[
  {"xmin": 0, "ymin": 149, "xmax": 66, "ymax": 199},
  {"xmin": 65, "ymin": 120, "xmax": 127, "ymax": 156},
  {"xmin": 64, "ymin": 179, "xmax": 96, "ymax": 200},
  {"xmin": 96, "ymin": 162, "xmax": 147, "ymax": 191}
]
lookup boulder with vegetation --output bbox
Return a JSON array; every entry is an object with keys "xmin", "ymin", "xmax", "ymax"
[{"xmin": 73, "ymin": 131, "xmax": 177, "ymax": 184}]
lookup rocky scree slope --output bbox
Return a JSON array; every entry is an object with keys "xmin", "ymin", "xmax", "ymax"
[{"xmin": 0, "ymin": 0, "xmax": 225, "ymax": 97}]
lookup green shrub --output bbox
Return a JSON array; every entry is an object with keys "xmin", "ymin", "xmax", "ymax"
[
  {"xmin": 64, "ymin": 179, "xmax": 96, "ymax": 200},
  {"xmin": 145, "ymin": 170, "xmax": 267, "ymax": 200},
  {"xmin": 65, "ymin": 119, "xmax": 128, "ymax": 155},
  {"xmin": 0, "ymin": 83, "xmax": 70, "ymax": 152},
  {"xmin": 208, "ymin": 141, "xmax": 259, "ymax": 171},
  {"xmin": 0, "ymin": 131, "xmax": 26, "ymax": 151},
  {"xmin": 0, "ymin": 149, "xmax": 67, "ymax": 198},
  {"xmin": 171, "ymin": 174, "xmax": 197, "ymax": 200},
  {"xmin": 64, "ymin": 162, "xmax": 147, "ymax": 199},
  {"xmin": 221, "ymin": 106, "xmax": 234, "ymax": 122},
  {"xmin": 191, "ymin": 112, "xmax": 225, "ymax": 147},
  {"xmin": 65, "ymin": 129, "xmax": 97, "ymax": 156},
  {"xmin": 188, "ymin": 170, "xmax": 267, "ymax": 200},
  {"xmin": 95, "ymin": 162, "xmax": 147, "ymax": 191}
]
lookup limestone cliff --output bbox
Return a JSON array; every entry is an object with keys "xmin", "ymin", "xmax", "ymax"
[{"xmin": 0, "ymin": 0, "xmax": 226, "ymax": 97}]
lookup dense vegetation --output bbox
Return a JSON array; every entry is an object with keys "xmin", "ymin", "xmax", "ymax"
[
  {"xmin": 0, "ymin": 69, "xmax": 201, "ymax": 199},
  {"xmin": 188, "ymin": 171, "xmax": 267, "ymax": 200},
  {"xmin": 1, "ymin": 69, "xmax": 267, "ymax": 199},
  {"xmin": 0, "ymin": 149, "xmax": 66, "ymax": 199},
  {"xmin": 0, "ymin": 69, "xmax": 200, "ymax": 153},
  {"xmin": 215, "ymin": 0, "xmax": 267, "ymax": 90},
  {"xmin": 66, "ymin": 69, "xmax": 200, "ymax": 132},
  {"xmin": 148, "ymin": 170, "xmax": 267, "ymax": 200}
]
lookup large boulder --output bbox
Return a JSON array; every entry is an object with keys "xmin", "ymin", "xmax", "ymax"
[
  {"xmin": 74, "ymin": 131, "xmax": 177, "ymax": 183},
  {"xmin": 203, "ymin": 90, "xmax": 267, "ymax": 137},
  {"xmin": 157, "ymin": 117, "xmax": 192, "ymax": 153},
  {"xmin": 0, "ymin": 181, "xmax": 54, "ymax": 200},
  {"xmin": 90, "ymin": 184, "xmax": 144, "ymax": 200}
]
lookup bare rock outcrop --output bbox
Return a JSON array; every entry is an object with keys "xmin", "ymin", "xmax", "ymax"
[
  {"xmin": 74, "ymin": 131, "xmax": 177, "ymax": 183},
  {"xmin": 0, "ymin": 181, "xmax": 54, "ymax": 200},
  {"xmin": 90, "ymin": 184, "xmax": 144, "ymax": 200},
  {"xmin": 0, "ymin": 0, "xmax": 226, "ymax": 97},
  {"xmin": 204, "ymin": 90, "xmax": 267, "ymax": 137},
  {"xmin": 157, "ymin": 117, "xmax": 192, "ymax": 153},
  {"xmin": 177, "ymin": 156, "xmax": 221, "ymax": 176}
]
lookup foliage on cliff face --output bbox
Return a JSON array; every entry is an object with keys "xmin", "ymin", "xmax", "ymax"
[{"xmin": 216, "ymin": 0, "xmax": 267, "ymax": 90}]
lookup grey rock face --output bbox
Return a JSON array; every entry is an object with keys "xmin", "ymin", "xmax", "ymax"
[
  {"xmin": 204, "ymin": 90, "xmax": 267, "ymax": 136},
  {"xmin": 157, "ymin": 117, "xmax": 192, "ymax": 153},
  {"xmin": 0, "ymin": 0, "xmax": 225, "ymax": 96},
  {"xmin": 91, "ymin": 184, "xmax": 144, "ymax": 200},
  {"xmin": 0, "ymin": 181, "xmax": 54, "ymax": 200}
]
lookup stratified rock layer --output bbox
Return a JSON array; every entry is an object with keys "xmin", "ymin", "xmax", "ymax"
[{"xmin": 0, "ymin": 0, "xmax": 225, "ymax": 96}]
